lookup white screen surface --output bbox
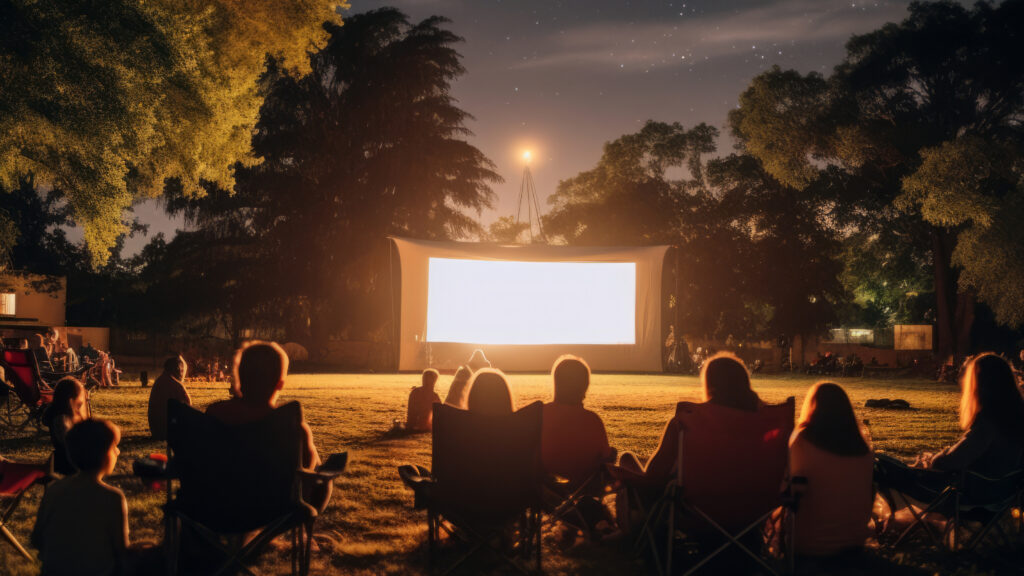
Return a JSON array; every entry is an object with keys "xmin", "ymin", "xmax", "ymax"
[{"xmin": 426, "ymin": 258, "xmax": 636, "ymax": 345}]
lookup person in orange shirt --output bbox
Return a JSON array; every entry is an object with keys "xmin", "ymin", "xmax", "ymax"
[
  {"xmin": 406, "ymin": 369, "xmax": 442, "ymax": 432},
  {"xmin": 787, "ymin": 382, "xmax": 873, "ymax": 559},
  {"xmin": 542, "ymin": 355, "xmax": 613, "ymax": 488}
]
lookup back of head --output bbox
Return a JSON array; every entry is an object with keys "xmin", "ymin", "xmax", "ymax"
[
  {"xmin": 31, "ymin": 333, "xmax": 45, "ymax": 349},
  {"xmin": 422, "ymin": 368, "xmax": 439, "ymax": 388},
  {"xmin": 233, "ymin": 341, "xmax": 289, "ymax": 403},
  {"xmin": 552, "ymin": 355, "xmax": 590, "ymax": 405},
  {"xmin": 797, "ymin": 382, "xmax": 869, "ymax": 456},
  {"xmin": 466, "ymin": 368, "xmax": 514, "ymax": 416},
  {"xmin": 701, "ymin": 352, "xmax": 759, "ymax": 412},
  {"xmin": 51, "ymin": 377, "xmax": 85, "ymax": 418},
  {"xmin": 164, "ymin": 355, "xmax": 187, "ymax": 379},
  {"xmin": 452, "ymin": 366, "xmax": 472, "ymax": 385},
  {"xmin": 66, "ymin": 418, "xmax": 120, "ymax": 473},
  {"xmin": 466, "ymin": 349, "xmax": 491, "ymax": 372},
  {"xmin": 961, "ymin": 353, "xmax": 1024, "ymax": 438}
]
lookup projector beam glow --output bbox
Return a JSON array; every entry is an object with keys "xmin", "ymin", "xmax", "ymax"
[{"xmin": 426, "ymin": 258, "xmax": 636, "ymax": 345}]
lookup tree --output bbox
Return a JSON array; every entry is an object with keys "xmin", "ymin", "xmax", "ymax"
[
  {"xmin": 731, "ymin": 0, "xmax": 1024, "ymax": 356},
  {"xmin": 0, "ymin": 0, "xmax": 344, "ymax": 264},
  {"xmin": 160, "ymin": 9, "xmax": 501, "ymax": 347}
]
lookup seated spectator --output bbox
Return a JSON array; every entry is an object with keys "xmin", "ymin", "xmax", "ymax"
[
  {"xmin": 32, "ymin": 418, "xmax": 129, "ymax": 576},
  {"xmin": 444, "ymin": 366, "xmax": 472, "ymax": 408},
  {"xmin": 147, "ymin": 355, "xmax": 191, "ymax": 440},
  {"xmin": 45, "ymin": 377, "xmax": 89, "ymax": 476},
  {"xmin": 206, "ymin": 341, "xmax": 330, "ymax": 512},
  {"xmin": 466, "ymin": 368, "xmax": 514, "ymax": 416},
  {"xmin": 405, "ymin": 369, "xmax": 442, "ymax": 432},
  {"xmin": 31, "ymin": 333, "xmax": 53, "ymax": 369},
  {"xmin": 466, "ymin": 348, "xmax": 492, "ymax": 373},
  {"xmin": 787, "ymin": 382, "xmax": 873, "ymax": 557},
  {"xmin": 46, "ymin": 327, "xmax": 79, "ymax": 371},
  {"xmin": 542, "ymin": 355, "xmax": 613, "ymax": 489},
  {"xmin": 617, "ymin": 352, "xmax": 761, "ymax": 488},
  {"xmin": 876, "ymin": 353, "xmax": 1024, "ymax": 524}
]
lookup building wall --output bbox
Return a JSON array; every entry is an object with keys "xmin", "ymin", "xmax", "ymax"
[{"xmin": 0, "ymin": 273, "xmax": 66, "ymax": 326}]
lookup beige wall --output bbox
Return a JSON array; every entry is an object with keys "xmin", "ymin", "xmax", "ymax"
[
  {"xmin": 64, "ymin": 326, "xmax": 110, "ymax": 351},
  {"xmin": 0, "ymin": 274, "xmax": 66, "ymax": 326}
]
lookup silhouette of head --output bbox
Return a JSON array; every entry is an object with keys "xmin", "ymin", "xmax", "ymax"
[
  {"xmin": 422, "ymin": 368, "xmax": 439, "ymax": 390},
  {"xmin": 51, "ymin": 377, "xmax": 87, "ymax": 420},
  {"xmin": 451, "ymin": 366, "xmax": 472, "ymax": 386},
  {"xmin": 960, "ymin": 353, "xmax": 1024, "ymax": 437},
  {"xmin": 797, "ymin": 382, "xmax": 869, "ymax": 456},
  {"xmin": 701, "ymin": 352, "xmax": 759, "ymax": 412},
  {"xmin": 552, "ymin": 355, "xmax": 590, "ymax": 405},
  {"xmin": 66, "ymin": 418, "xmax": 120, "ymax": 475},
  {"xmin": 232, "ymin": 341, "xmax": 289, "ymax": 404},
  {"xmin": 466, "ymin": 349, "xmax": 491, "ymax": 372},
  {"xmin": 466, "ymin": 368, "xmax": 514, "ymax": 416},
  {"xmin": 163, "ymin": 355, "xmax": 187, "ymax": 380}
]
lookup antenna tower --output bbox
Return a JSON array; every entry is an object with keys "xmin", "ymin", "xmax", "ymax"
[{"xmin": 514, "ymin": 157, "xmax": 547, "ymax": 243}]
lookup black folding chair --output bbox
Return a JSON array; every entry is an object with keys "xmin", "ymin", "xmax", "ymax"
[
  {"xmin": 164, "ymin": 400, "xmax": 327, "ymax": 576},
  {"xmin": 543, "ymin": 451, "xmax": 618, "ymax": 543},
  {"xmin": 410, "ymin": 401, "xmax": 544, "ymax": 574}
]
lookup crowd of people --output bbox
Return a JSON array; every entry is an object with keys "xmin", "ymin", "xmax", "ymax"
[
  {"xmin": 402, "ymin": 348, "xmax": 1024, "ymax": 562},
  {"xmin": 7, "ymin": 340, "xmax": 1024, "ymax": 574}
]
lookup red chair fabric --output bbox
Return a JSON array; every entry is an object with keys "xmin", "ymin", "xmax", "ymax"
[
  {"xmin": 0, "ymin": 461, "xmax": 47, "ymax": 495},
  {"xmin": 2, "ymin": 349, "xmax": 45, "ymax": 406},
  {"xmin": 674, "ymin": 399, "xmax": 795, "ymax": 533}
]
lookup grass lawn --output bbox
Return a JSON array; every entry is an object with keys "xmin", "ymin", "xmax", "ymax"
[{"xmin": 0, "ymin": 372, "xmax": 994, "ymax": 575}]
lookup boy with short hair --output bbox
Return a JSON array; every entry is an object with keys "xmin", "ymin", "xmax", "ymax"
[
  {"xmin": 32, "ymin": 418, "xmax": 129, "ymax": 576},
  {"xmin": 406, "ymin": 369, "xmax": 442, "ymax": 432}
]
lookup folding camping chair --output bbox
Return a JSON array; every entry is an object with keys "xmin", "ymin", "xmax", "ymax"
[
  {"xmin": 0, "ymin": 460, "xmax": 48, "ymax": 560},
  {"xmin": 629, "ymin": 398, "xmax": 795, "ymax": 576},
  {"xmin": 415, "ymin": 401, "xmax": 544, "ymax": 574},
  {"xmin": 163, "ymin": 400, "xmax": 334, "ymax": 576},
  {"xmin": 0, "ymin": 349, "xmax": 54, "ymax": 432},
  {"xmin": 544, "ymin": 451, "xmax": 618, "ymax": 543},
  {"xmin": 874, "ymin": 454, "xmax": 1024, "ymax": 552}
]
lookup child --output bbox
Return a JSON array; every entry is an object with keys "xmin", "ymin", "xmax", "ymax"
[
  {"xmin": 32, "ymin": 418, "xmax": 129, "ymax": 576},
  {"xmin": 45, "ymin": 377, "xmax": 89, "ymax": 476},
  {"xmin": 405, "ymin": 369, "xmax": 442, "ymax": 432}
]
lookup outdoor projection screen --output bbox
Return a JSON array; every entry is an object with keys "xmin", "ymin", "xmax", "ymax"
[{"xmin": 392, "ymin": 237, "xmax": 670, "ymax": 371}]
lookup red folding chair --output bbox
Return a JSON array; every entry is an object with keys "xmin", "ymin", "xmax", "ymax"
[
  {"xmin": 0, "ymin": 349, "xmax": 54, "ymax": 432},
  {"xmin": 628, "ymin": 398, "xmax": 795, "ymax": 576},
  {"xmin": 0, "ymin": 460, "xmax": 48, "ymax": 560}
]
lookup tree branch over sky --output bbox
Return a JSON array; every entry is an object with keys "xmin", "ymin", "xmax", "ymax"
[{"xmin": 0, "ymin": 0, "xmax": 346, "ymax": 265}]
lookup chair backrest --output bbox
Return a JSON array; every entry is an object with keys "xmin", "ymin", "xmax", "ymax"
[
  {"xmin": 960, "ymin": 468, "xmax": 1024, "ymax": 509},
  {"xmin": 674, "ymin": 398, "xmax": 795, "ymax": 531},
  {"xmin": 1, "ymin": 349, "xmax": 42, "ymax": 405},
  {"xmin": 167, "ymin": 400, "xmax": 303, "ymax": 533},
  {"xmin": 432, "ymin": 401, "xmax": 543, "ymax": 525}
]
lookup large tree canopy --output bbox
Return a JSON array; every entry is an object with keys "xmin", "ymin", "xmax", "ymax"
[
  {"xmin": 157, "ymin": 8, "xmax": 501, "ymax": 347},
  {"xmin": 731, "ymin": 0, "xmax": 1024, "ymax": 356},
  {"xmin": 0, "ymin": 0, "xmax": 344, "ymax": 264}
]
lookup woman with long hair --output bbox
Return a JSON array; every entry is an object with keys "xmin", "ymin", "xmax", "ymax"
[
  {"xmin": 465, "ymin": 369, "xmax": 515, "ymax": 416},
  {"xmin": 45, "ymin": 377, "xmax": 89, "ymax": 475},
  {"xmin": 788, "ymin": 382, "xmax": 873, "ymax": 557}
]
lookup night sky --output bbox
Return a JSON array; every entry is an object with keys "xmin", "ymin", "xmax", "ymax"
[{"xmin": 126, "ymin": 0, "xmax": 927, "ymax": 252}]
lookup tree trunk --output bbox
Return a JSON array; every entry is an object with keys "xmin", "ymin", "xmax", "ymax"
[{"xmin": 932, "ymin": 227, "xmax": 973, "ymax": 360}]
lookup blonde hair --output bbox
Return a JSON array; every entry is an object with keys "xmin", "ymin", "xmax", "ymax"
[{"xmin": 958, "ymin": 353, "xmax": 1024, "ymax": 434}]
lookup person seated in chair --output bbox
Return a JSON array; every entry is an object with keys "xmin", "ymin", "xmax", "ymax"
[
  {"xmin": 405, "ymin": 369, "xmax": 441, "ymax": 433},
  {"xmin": 206, "ymin": 341, "xmax": 330, "ymax": 512},
  {"xmin": 32, "ymin": 418, "xmax": 129, "ymax": 576},
  {"xmin": 465, "ymin": 368, "xmax": 515, "ymax": 416},
  {"xmin": 876, "ymin": 353, "xmax": 1024, "ymax": 519},
  {"xmin": 45, "ymin": 377, "xmax": 90, "ymax": 476},
  {"xmin": 617, "ymin": 352, "xmax": 761, "ymax": 489},
  {"xmin": 542, "ymin": 355, "xmax": 613, "ymax": 490},
  {"xmin": 147, "ymin": 355, "xmax": 191, "ymax": 441},
  {"xmin": 787, "ymin": 382, "xmax": 873, "ymax": 558}
]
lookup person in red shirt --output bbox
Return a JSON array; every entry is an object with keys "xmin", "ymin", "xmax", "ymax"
[
  {"xmin": 406, "ymin": 369, "xmax": 442, "ymax": 432},
  {"xmin": 542, "ymin": 355, "xmax": 613, "ymax": 489}
]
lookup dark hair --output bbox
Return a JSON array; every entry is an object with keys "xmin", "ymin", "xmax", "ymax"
[
  {"xmin": 164, "ymin": 355, "xmax": 186, "ymax": 376},
  {"xmin": 701, "ymin": 353, "xmax": 760, "ymax": 412},
  {"xmin": 960, "ymin": 353, "xmax": 1024, "ymax": 439},
  {"xmin": 796, "ymin": 382, "xmax": 870, "ymax": 456},
  {"xmin": 466, "ymin": 369, "xmax": 515, "ymax": 416},
  {"xmin": 50, "ymin": 377, "xmax": 85, "ymax": 420},
  {"xmin": 422, "ymin": 369, "xmax": 440, "ymax": 388},
  {"xmin": 552, "ymin": 355, "xmax": 590, "ymax": 405},
  {"xmin": 233, "ymin": 341, "xmax": 288, "ymax": 402},
  {"xmin": 65, "ymin": 418, "xmax": 120, "ymax": 472}
]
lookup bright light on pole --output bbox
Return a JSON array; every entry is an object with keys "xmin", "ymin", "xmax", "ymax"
[{"xmin": 522, "ymin": 150, "xmax": 532, "ymax": 163}]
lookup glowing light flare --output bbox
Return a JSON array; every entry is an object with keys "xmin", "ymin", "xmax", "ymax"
[
  {"xmin": 522, "ymin": 150, "xmax": 532, "ymax": 163},
  {"xmin": 425, "ymin": 258, "xmax": 636, "ymax": 345}
]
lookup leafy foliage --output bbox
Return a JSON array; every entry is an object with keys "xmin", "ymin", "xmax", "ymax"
[{"xmin": 0, "ymin": 0, "xmax": 343, "ymax": 264}]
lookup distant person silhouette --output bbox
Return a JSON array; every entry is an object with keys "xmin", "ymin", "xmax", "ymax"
[
  {"xmin": 466, "ymin": 349, "xmax": 491, "ymax": 373},
  {"xmin": 206, "ymin": 341, "xmax": 330, "ymax": 511},
  {"xmin": 45, "ymin": 377, "xmax": 90, "ymax": 476},
  {"xmin": 406, "ymin": 369, "xmax": 442, "ymax": 432},
  {"xmin": 147, "ymin": 356, "xmax": 191, "ymax": 440},
  {"xmin": 444, "ymin": 366, "xmax": 472, "ymax": 408},
  {"xmin": 787, "ymin": 382, "xmax": 873, "ymax": 557},
  {"xmin": 466, "ymin": 368, "xmax": 514, "ymax": 416}
]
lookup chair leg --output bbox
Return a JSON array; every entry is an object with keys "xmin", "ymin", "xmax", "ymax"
[
  {"xmin": 303, "ymin": 521, "xmax": 314, "ymax": 576},
  {"xmin": 165, "ymin": 515, "xmax": 179, "ymax": 576},
  {"xmin": 0, "ymin": 524, "xmax": 34, "ymax": 561}
]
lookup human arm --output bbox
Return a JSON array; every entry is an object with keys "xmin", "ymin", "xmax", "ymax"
[
  {"xmin": 929, "ymin": 418, "xmax": 996, "ymax": 472},
  {"xmin": 301, "ymin": 420, "xmax": 322, "ymax": 470},
  {"xmin": 642, "ymin": 418, "xmax": 681, "ymax": 485}
]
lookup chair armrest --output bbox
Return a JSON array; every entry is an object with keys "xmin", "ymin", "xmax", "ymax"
[{"xmin": 298, "ymin": 468, "xmax": 344, "ymax": 483}]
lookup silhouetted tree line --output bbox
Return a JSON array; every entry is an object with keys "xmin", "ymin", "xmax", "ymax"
[{"xmin": 2, "ymin": 2, "xmax": 1023, "ymax": 356}]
